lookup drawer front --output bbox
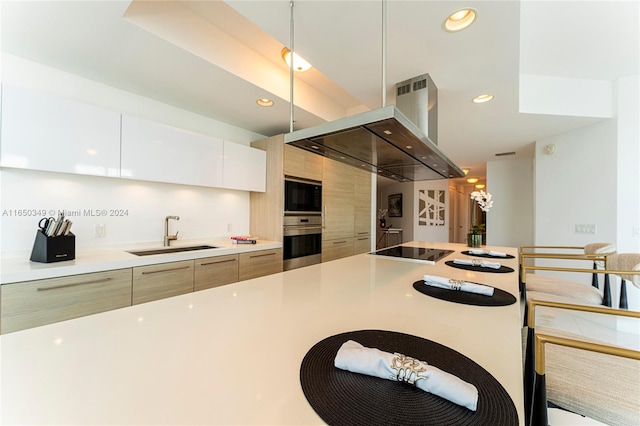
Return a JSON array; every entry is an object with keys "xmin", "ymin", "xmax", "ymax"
[
  {"xmin": 322, "ymin": 238, "xmax": 354, "ymax": 263},
  {"xmin": 1, "ymin": 269, "xmax": 132, "ymax": 334},
  {"xmin": 194, "ymin": 254, "xmax": 239, "ymax": 291},
  {"xmin": 353, "ymin": 234, "xmax": 371, "ymax": 255},
  {"xmin": 132, "ymin": 260, "xmax": 194, "ymax": 305},
  {"xmin": 239, "ymin": 249, "xmax": 283, "ymax": 281}
]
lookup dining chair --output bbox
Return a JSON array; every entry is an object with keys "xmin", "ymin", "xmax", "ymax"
[
  {"xmin": 525, "ymin": 299, "xmax": 640, "ymax": 426},
  {"xmin": 520, "ymin": 250, "xmax": 610, "ymax": 309},
  {"xmin": 522, "ymin": 253, "xmax": 639, "ymax": 312}
]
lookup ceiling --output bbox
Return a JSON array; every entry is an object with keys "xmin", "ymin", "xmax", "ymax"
[{"xmin": 2, "ymin": 1, "xmax": 638, "ymax": 187}]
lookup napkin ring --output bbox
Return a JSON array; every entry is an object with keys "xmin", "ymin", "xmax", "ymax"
[
  {"xmin": 448, "ymin": 279, "xmax": 464, "ymax": 291},
  {"xmin": 390, "ymin": 353, "xmax": 427, "ymax": 385}
]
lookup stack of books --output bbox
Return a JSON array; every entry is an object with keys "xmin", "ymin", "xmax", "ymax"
[{"xmin": 230, "ymin": 236, "xmax": 257, "ymax": 244}]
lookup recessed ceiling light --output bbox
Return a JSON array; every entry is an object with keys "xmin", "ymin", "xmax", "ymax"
[
  {"xmin": 443, "ymin": 8, "xmax": 478, "ymax": 32},
  {"xmin": 462, "ymin": 168, "xmax": 470, "ymax": 175},
  {"xmin": 281, "ymin": 47, "xmax": 312, "ymax": 72},
  {"xmin": 475, "ymin": 184, "xmax": 486, "ymax": 189},
  {"xmin": 406, "ymin": 145, "xmax": 412, "ymax": 149},
  {"xmin": 256, "ymin": 98, "xmax": 274, "ymax": 107},
  {"xmin": 311, "ymin": 145, "xmax": 320, "ymax": 150},
  {"xmin": 466, "ymin": 177, "xmax": 479, "ymax": 184},
  {"xmin": 472, "ymin": 94, "xmax": 494, "ymax": 104}
]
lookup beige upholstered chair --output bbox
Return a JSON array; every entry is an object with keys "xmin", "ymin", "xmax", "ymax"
[
  {"xmin": 525, "ymin": 299, "xmax": 640, "ymax": 426},
  {"xmin": 520, "ymin": 243, "xmax": 616, "ymax": 308},
  {"xmin": 523, "ymin": 252, "xmax": 639, "ymax": 314},
  {"xmin": 607, "ymin": 253, "xmax": 640, "ymax": 310}
]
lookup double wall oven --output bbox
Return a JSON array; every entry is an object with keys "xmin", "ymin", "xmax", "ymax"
[{"xmin": 283, "ymin": 177, "xmax": 322, "ymax": 271}]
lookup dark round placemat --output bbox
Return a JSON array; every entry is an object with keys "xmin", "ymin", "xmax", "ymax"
[
  {"xmin": 461, "ymin": 250, "xmax": 515, "ymax": 259},
  {"xmin": 412, "ymin": 280, "xmax": 516, "ymax": 306},
  {"xmin": 445, "ymin": 260, "xmax": 515, "ymax": 273},
  {"xmin": 300, "ymin": 329, "xmax": 518, "ymax": 426}
]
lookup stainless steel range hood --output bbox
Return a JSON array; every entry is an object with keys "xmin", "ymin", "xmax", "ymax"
[{"xmin": 284, "ymin": 75, "xmax": 464, "ymax": 181}]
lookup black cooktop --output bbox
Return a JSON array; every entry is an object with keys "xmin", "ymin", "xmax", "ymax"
[{"xmin": 370, "ymin": 246, "xmax": 454, "ymax": 264}]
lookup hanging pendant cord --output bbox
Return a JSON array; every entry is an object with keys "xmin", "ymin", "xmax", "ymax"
[
  {"xmin": 381, "ymin": 0, "xmax": 387, "ymax": 108},
  {"xmin": 289, "ymin": 0, "xmax": 295, "ymax": 132}
]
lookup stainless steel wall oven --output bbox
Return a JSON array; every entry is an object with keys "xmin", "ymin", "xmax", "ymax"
[{"xmin": 283, "ymin": 215, "xmax": 322, "ymax": 271}]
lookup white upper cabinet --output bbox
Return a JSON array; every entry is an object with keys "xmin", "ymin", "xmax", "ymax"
[
  {"xmin": 222, "ymin": 141, "xmax": 266, "ymax": 192},
  {"xmin": 0, "ymin": 84, "xmax": 121, "ymax": 177},
  {"xmin": 121, "ymin": 114, "xmax": 224, "ymax": 187}
]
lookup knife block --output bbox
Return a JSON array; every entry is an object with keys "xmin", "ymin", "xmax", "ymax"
[{"xmin": 30, "ymin": 230, "xmax": 76, "ymax": 263}]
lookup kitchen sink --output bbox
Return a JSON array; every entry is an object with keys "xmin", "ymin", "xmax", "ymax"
[{"xmin": 127, "ymin": 245, "xmax": 219, "ymax": 256}]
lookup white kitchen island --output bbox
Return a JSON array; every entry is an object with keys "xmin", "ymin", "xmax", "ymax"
[{"xmin": 0, "ymin": 241, "xmax": 524, "ymax": 425}]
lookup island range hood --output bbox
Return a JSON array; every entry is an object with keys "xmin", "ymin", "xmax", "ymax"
[{"xmin": 284, "ymin": 74, "xmax": 465, "ymax": 181}]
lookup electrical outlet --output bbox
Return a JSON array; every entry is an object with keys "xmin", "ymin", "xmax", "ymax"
[
  {"xmin": 574, "ymin": 224, "xmax": 596, "ymax": 235},
  {"xmin": 94, "ymin": 224, "xmax": 106, "ymax": 238},
  {"xmin": 227, "ymin": 223, "xmax": 232, "ymax": 232}
]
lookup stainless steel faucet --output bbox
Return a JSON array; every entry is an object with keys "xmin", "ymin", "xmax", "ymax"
[{"xmin": 164, "ymin": 215, "xmax": 180, "ymax": 246}]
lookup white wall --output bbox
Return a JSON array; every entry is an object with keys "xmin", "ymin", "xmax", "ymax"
[
  {"xmin": 0, "ymin": 55, "xmax": 265, "ymax": 256},
  {"xmin": 533, "ymin": 73, "xmax": 640, "ymax": 310},
  {"xmin": 615, "ymin": 74, "xmax": 640, "ymax": 253},
  {"xmin": 534, "ymin": 119, "xmax": 617, "ymax": 248},
  {"xmin": 486, "ymin": 157, "xmax": 534, "ymax": 248},
  {"xmin": 1, "ymin": 169, "xmax": 249, "ymax": 254}
]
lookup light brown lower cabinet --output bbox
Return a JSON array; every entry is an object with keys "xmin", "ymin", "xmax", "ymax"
[
  {"xmin": 322, "ymin": 238, "xmax": 354, "ymax": 263},
  {"xmin": 132, "ymin": 260, "xmax": 194, "ymax": 305},
  {"xmin": 0, "ymin": 268, "xmax": 132, "ymax": 334},
  {"xmin": 194, "ymin": 254, "xmax": 239, "ymax": 291},
  {"xmin": 353, "ymin": 234, "xmax": 371, "ymax": 255},
  {"xmin": 239, "ymin": 248, "xmax": 283, "ymax": 281}
]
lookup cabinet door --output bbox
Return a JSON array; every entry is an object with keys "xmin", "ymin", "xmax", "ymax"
[
  {"xmin": 353, "ymin": 235, "xmax": 371, "ymax": 255},
  {"xmin": 1, "ymin": 269, "xmax": 132, "ymax": 334},
  {"xmin": 132, "ymin": 260, "xmax": 194, "ymax": 305},
  {"xmin": 194, "ymin": 254, "xmax": 239, "ymax": 291},
  {"xmin": 239, "ymin": 249, "xmax": 283, "ymax": 281},
  {"xmin": 322, "ymin": 158, "xmax": 356, "ymax": 241},
  {"xmin": 222, "ymin": 141, "xmax": 266, "ymax": 192},
  {"xmin": 0, "ymin": 84, "xmax": 121, "ymax": 177},
  {"xmin": 121, "ymin": 115, "xmax": 223, "ymax": 187},
  {"xmin": 354, "ymin": 168, "xmax": 372, "ymax": 235},
  {"xmin": 322, "ymin": 238, "xmax": 354, "ymax": 263},
  {"xmin": 284, "ymin": 145, "xmax": 323, "ymax": 181}
]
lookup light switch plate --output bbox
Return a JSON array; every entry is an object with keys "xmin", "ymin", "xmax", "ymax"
[
  {"xmin": 575, "ymin": 224, "xmax": 596, "ymax": 235},
  {"xmin": 94, "ymin": 224, "xmax": 106, "ymax": 238}
]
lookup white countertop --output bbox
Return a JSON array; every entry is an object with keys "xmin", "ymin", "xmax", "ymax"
[
  {"xmin": 0, "ymin": 241, "xmax": 524, "ymax": 425},
  {"xmin": 1, "ymin": 238, "xmax": 282, "ymax": 284}
]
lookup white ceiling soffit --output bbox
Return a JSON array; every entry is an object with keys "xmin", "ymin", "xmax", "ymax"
[
  {"xmin": 519, "ymin": 1, "xmax": 639, "ymax": 118},
  {"xmin": 123, "ymin": 0, "xmax": 360, "ymax": 124}
]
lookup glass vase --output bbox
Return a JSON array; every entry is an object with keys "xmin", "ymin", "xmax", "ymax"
[{"xmin": 467, "ymin": 233, "xmax": 482, "ymax": 248}]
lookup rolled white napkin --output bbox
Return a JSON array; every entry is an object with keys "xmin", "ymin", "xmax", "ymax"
[
  {"xmin": 423, "ymin": 274, "xmax": 494, "ymax": 296},
  {"xmin": 468, "ymin": 249, "xmax": 507, "ymax": 257},
  {"xmin": 334, "ymin": 340, "xmax": 478, "ymax": 411},
  {"xmin": 453, "ymin": 258, "xmax": 501, "ymax": 269}
]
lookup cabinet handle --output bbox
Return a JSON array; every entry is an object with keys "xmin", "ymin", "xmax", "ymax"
[
  {"xmin": 37, "ymin": 277, "xmax": 112, "ymax": 291},
  {"xmin": 141, "ymin": 265, "xmax": 191, "ymax": 275},
  {"xmin": 323, "ymin": 205, "xmax": 327, "ymax": 228},
  {"xmin": 250, "ymin": 252, "xmax": 276, "ymax": 259},
  {"xmin": 200, "ymin": 259, "xmax": 237, "ymax": 266},
  {"xmin": 357, "ymin": 232, "xmax": 368, "ymax": 235},
  {"xmin": 333, "ymin": 240, "xmax": 347, "ymax": 245},
  {"xmin": 357, "ymin": 237, "xmax": 369, "ymax": 241}
]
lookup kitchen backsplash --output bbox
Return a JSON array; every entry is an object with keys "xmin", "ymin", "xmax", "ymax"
[{"xmin": 0, "ymin": 168, "xmax": 250, "ymax": 256}]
